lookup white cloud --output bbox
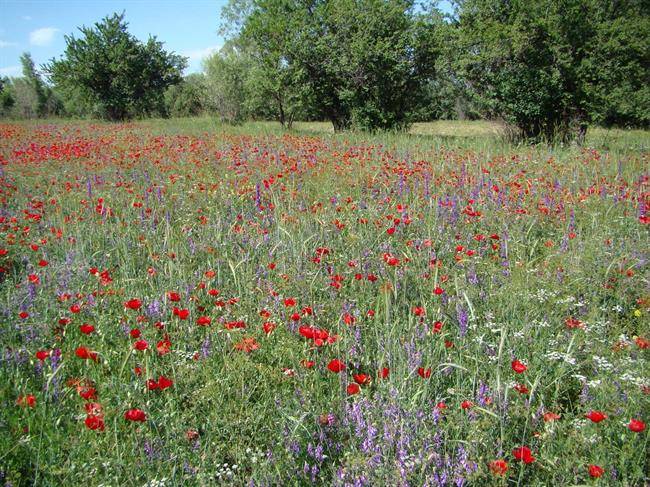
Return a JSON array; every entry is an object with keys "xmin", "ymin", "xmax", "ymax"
[
  {"xmin": 0, "ymin": 65, "xmax": 21, "ymax": 77},
  {"xmin": 183, "ymin": 45, "xmax": 221, "ymax": 62},
  {"xmin": 29, "ymin": 27, "xmax": 59, "ymax": 46},
  {"xmin": 23, "ymin": 15, "xmax": 33, "ymax": 21},
  {"xmin": 0, "ymin": 40, "xmax": 17, "ymax": 48}
]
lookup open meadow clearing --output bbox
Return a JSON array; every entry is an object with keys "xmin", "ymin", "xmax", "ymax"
[{"xmin": 0, "ymin": 120, "xmax": 648, "ymax": 485}]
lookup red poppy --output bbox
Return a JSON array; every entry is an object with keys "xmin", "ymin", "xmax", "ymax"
[
  {"xmin": 628, "ymin": 419, "xmax": 645, "ymax": 433},
  {"xmin": 35, "ymin": 350, "xmax": 50, "ymax": 361},
  {"xmin": 353, "ymin": 374, "xmax": 371, "ymax": 385},
  {"xmin": 585, "ymin": 411, "xmax": 607, "ymax": 423},
  {"xmin": 19, "ymin": 311, "xmax": 30, "ymax": 319},
  {"xmin": 69, "ymin": 304, "xmax": 81, "ymax": 314},
  {"xmin": 418, "ymin": 367, "xmax": 431, "ymax": 379},
  {"xmin": 432, "ymin": 321, "xmax": 443, "ymax": 333},
  {"xmin": 514, "ymin": 383, "xmax": 529, "ymax": 394},
  {"xmin": 461, "ymin": 400, "xmax": 474, "ymax": 409},
  {"xmin": 543, "ymin": 412, "xmax": 561, "ymax": 422},
  {"xmin": 347, "ymin": 383, "xmax": 360, "ymax": 395},
  {"xmin": 129, "ymin": 328, "xmax": 141, "ymax": 338},
  {"xmin": 124, "ymin": 408, "xmax": 147, "ymax": 422},
  {"xmin": 433, "ymin": 286, "xmax": 444, "ymax": 295},
  {"xmin": 327, "ymin": 359, "xmax": 346, "ymax": 373},
  {"xmin": 588, "ymin": 465, "xmax": 604, "ymax": 478},
  {"xmin": 78, "ymin": 387, "xmax": 97, "ymax": 400},
  {"xmin": 156, "ymin": 336, "xmax": 172, "ymax": 355},
  {"xmin": 489, "ymin": 459, "xmax": 508, "ymax": 476},
  {"xmin": 511, "ymin": 359, "xmax": 527, "ymax": 373},
  {"xmin": 85, "ymin": 414, "xmax": 105, "ymax": 431},
  {"xmin": 75, "ymin": 346, "xmax": 98, "ymax": 362},
  {"xmin": 124, "ymin": 299, "xmax": 142, "ymax": 310},
  {"xmin": 512, "ymin": 446, "xmax": 535, "ymax": 464},
  {"xmin": 263, "ymin": 322, "xmax": 276, "ymax": 335},
  {"xmin": 173, "ymin": 307, "xmax": 189, "ymax": 320},
  {"xmin": 79, "ymin": 323, "xmax": 95, "ymax": 335},
  {"xmin": 413, "ymin": 306, "xmax": 425, "ymax": 317},
  {"xmin": 284, "ymin": 297, "xmax": 296, "ymax": 307},
  {"xmin": 167, "ymin": 291, "xmax": 181, "ymax": 302},
  {"xmin": 16, "ymin": 394, "xmax": 36, "ymax": 407},
  {"xmin": 196, "ymin": 316, "xmax": 211, "ymax": 326},
  {"xmin": 133, "ymin": 340, "xmax": 148, "ymax": 351},
  {"xmin": 378, "ymin": 367, "xmax": 390, "ymax": 379}
]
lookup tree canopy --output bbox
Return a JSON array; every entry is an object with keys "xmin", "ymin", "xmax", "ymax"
[{"xmin": 45, "ymin": 12, "xmax": 187, "ymax": 121}]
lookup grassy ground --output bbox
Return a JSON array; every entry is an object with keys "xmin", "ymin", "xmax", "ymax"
[{"xmin": 0, "ymin": 118, "xmax": 648, "ymax": 486}]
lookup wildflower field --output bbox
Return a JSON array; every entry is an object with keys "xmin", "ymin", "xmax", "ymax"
[{"xmin": 0, "ymin": 119, "xmax": 648, "ymax": 486}]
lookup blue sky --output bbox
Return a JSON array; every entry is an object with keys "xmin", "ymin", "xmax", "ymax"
[
  {"xmin": 0, "ymin": 0, "xmax": 228, "ymax": 78},
  {"xmin": 0, "ymin": 0, "xmax": 453, "ymax": 79}
]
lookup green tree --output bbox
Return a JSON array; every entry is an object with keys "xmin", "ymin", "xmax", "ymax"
[
  {"xmin": 45, "ymin": 12, "xmax": 187, "ymax": 121},
  {"xmin": 204, "ymin": 43, "xmax": 252, "ymax": 124},
  {"xmin": 452, "ymin": 0, "xmax": 649, "ymax": 141},
  {"xmin": 164, "ymin": 73, "xmax": 209, "ymax": 117},
  {"xmin": 20, "ymin": 53, "xmax": 48, "ymax": 116},
  {"xmin": 0, "ymin": 77, "xmax": 16, "ymax": 117},
  {"xmin": 221, "ymin": 0, "xmax": 439, "ymax": 131}
]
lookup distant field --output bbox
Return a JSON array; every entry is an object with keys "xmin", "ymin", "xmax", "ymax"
[{"xmin": 0, "ymin": 119, "xmax": 648, "ymax": 486}]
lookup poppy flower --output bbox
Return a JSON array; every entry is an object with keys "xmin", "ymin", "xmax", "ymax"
[
  {"xmin": 418, "ymin": 367, "xmax": 431, "ymax": 379},
  {"xmin": 124, "ymin": 299, "xmax": 142, "ymax": 310},
  {"xmin": 512, "ymin": 446, "xmax": 535, "ymax": 464},
  {"xmin": 489, "ymin": 459, "xmax": 508, "ymax": 476},
  {"xmin": 85, "ymin": 414, "xmax": 105, "ymax": 431},
  {"xmin": 79, "ymin": 323, "xmax": 95, "ymax": 335},
  {"xmin": 461, "ymin": 400, "xmax": 474, "ymax": 409},
  {"xmin": 75, "ymin": 346, "xmax": 98, "ymax": 362},
  {"xmin": 167, "ymin": 291, "xmax": 181, "ymax": 302},
  {"xmin": 543, "ymin": 412, "xmax": 561, "ymax": 422},
  {"xmin": 35, "ymin": 350, "xmax": 50, "ymax": 361},
  {"xmin": 283, "ymin": 297, "xmax": 296, "ymax": 307},
  {"xmin": 433, "ymin": 286, "xmax": 444, "ymax": 295},
  {"xmin": 133, "ymin": 340, "xmax": 148, "ymax": 351},
  {"xmin": 378, "ymin": 367, "xmax": 390, "ymax": 379},
  {"xmin": 353, "ymin": 374, "xmax": 370, "ymax": 385},
  {"xmin": 16, "ymin": 394, "xmax": 36, "ymax": 407},
  {"xmin": 262, "ymin": 322, "xmax": 276, "ymax": 335},
  {"xmin": 347, "ymin": 383, "xmax": 360, "ymax": 395},
  {"xmin": 196, "ymin": 316, "xmax": 211, "ymax": 326},
  {"xmin": 156, "ymin": 336, "xmax": 172, "ymax": 355},
  {"xmin": 327, "ymin": 359, "xmax": 346, "ymax": 373},
  {"xmin": 173, "ymin": 307, "xmax": 189, "ymax": 320},
  {"xmin": 514, "ymin": 383, "xmax": 529, "ymax": 394},
  {"xmin": 129, "ymin": 328, "xmax": 141, "ymax": 338},
  {"xmin": 124, "ymin": 408, "xmax": 146, "ymax": 422},
  {"xmin": 69, "ymin": 304, "xmax": 81, "ymax": 314},
  {"xmin": 511, "ymin": 359, "xmax": 527, "ymax": 373},
  {"xmin": 432, "ymin": 321, "xmax": 443, "ymax": 333},
  {"xmin": 413, "ymin": 306, "xmax": 425, "ymax": 317},
  {"xmin": 19, "ymin": 311, "xmax": 29, "ymax": 319},
  {"xmin": 628, "ymin": 419, "xmax": 645, "ymax": 433},
  {"xmin": 585, "ymin": 411, "xmax": 607, "ymax": 423},
  {"xmin": 234, "ymin": 337, "xmax": 260, "ymax": 353},
  {"xmin": 588, "ymin": 465, "xmax": 604, "ymax": 478},
  {"xmin": 78, "ymin": 387, "xmax": 97, "ymax": 400}
]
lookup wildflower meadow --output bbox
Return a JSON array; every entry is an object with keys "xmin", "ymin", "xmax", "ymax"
[{"xmin": 0, "ymin": 119, "xmax": 648, "ymax": 486}]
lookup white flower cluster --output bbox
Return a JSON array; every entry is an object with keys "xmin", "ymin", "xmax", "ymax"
[
  {"xmin": 545, "ymin": 351, "xmax": 576, "ymax": 365},
  {"xmin": 141, "ymin": 479, "xmax": 169, "ymax": 487},
  {"xmin": 215, "ymin": 462, "xmax": 239, "ymax": 480},
  {"xmin": 246, "ymin": 447, "xmax": 265, "ymax": 464},
  {"xmin": 592, "ymin": 355, "xmax": 614, "ymax": 371}
]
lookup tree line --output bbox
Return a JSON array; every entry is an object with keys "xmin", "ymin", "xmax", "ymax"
[{"xmin": 0, "ymin": 1, "xmax": 647, "ymax": 141}]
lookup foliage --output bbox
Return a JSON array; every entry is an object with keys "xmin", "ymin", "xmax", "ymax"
[
  {"xmin": 221, "ymin": 0, "xmax": 439, "ymax": 131},
  {"xmin": 45, "ymin": 12, "xmax": 187, "ymax": 121},
  {"xmin": 452, "ymin": 0, "xmax": 650, "ymax": 141},
  {"xmin": 204, "ymin": 43, "xmax": 252, "ymax": 124},
  {"xmin": 164, "ymin": 74, "xmax": 209, "ymax": 118}
]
